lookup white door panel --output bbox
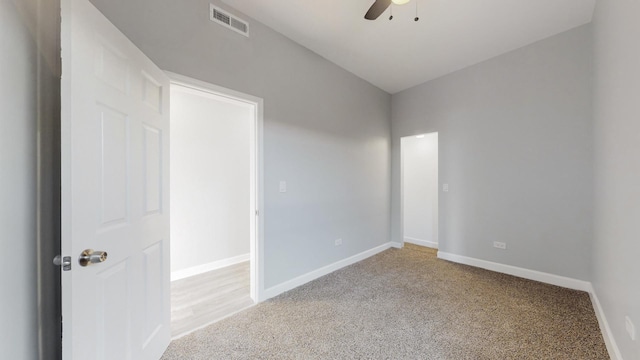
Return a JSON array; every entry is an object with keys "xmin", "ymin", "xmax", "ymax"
[{"xmin": 61, "ymin": 0, "xmax": 170, "ymax": 358}]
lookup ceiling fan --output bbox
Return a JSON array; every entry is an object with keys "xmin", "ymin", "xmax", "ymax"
[{"xmin": 365, "ymin": 0, "xmax": 417, "ymax": 21}]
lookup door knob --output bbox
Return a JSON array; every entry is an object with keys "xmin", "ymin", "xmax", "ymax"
[{"xmin": 79, "ymin": 249, "xmax": 108, "ymax": 267}]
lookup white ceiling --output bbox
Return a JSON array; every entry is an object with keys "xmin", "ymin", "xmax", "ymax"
[{"xmin": 221, "ymin": 0, "xmax": 595, "ymax": 94}]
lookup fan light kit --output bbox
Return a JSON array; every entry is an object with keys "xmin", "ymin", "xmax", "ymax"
[{"xmin": 365, "ymin": 0, "xmax": 420, "ymax": 21}]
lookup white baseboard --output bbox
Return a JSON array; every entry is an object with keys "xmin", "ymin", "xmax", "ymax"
[
  {"xmin": 390, "ymin": 241, "xmax": 403, "ymax": 249},
  {"xmin": 404, "ymin": 236, "xmax": 438, "ymax": 249},
  {"xmin": 436, "ymin": 251, "xmax": 623, "ymax": 359},
  {"xmin": 436, "ymin": 251, "xmax": 592, "ymax": 292},
  {"xmin": 589, "ymin": 288, "xmax": 624, "ymax": 360},
  {"xmin": 263, "ymin": 242, "xmax": 392, "ymax": 300},
  {"xmin": 171, "ymin": 253, "xmax": 250, "ymax": 282}
]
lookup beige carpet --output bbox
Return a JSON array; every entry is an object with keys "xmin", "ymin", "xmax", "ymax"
[{"xmin": 161, "ymin": 244, "xmax": 609, "ymax": 359}]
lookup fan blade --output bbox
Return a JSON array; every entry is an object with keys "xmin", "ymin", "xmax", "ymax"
[{"xmin": 364, "ymin": 0, "xmax": 392, "ymax": 20}]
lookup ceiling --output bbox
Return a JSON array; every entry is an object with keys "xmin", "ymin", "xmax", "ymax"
[{"xmin": 221, "ymin": 0, "xmax": 595, "ymax": 94}]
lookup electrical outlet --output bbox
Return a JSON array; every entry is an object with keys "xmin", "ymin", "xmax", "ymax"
[
  {"xmin": 279, "ymin": 181, "xmax": 287, "ymax": 193},
  {"xmin": 443, "ymin": 183, "xmax": 449, "ymax": 192},
  {"xmin": 334, "ymin": 238, "xmax": 342, "ymax": 247},
  {"xmin": 493, "ymin": 241, "xmax": 507, "ymax": 250},
  {"xmin": 626, "ymin": 316, "xmax": 636, "ymax": 341}
]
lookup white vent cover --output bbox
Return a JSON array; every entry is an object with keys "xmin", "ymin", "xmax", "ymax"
[{"xmin": 210, "ymin": 4, "xmax": 249, "ymax": 37}]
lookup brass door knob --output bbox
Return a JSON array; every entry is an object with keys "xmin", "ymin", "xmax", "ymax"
[{"xmin": 79, "ymin": 249, "xmax": 108, "ymax": 267}]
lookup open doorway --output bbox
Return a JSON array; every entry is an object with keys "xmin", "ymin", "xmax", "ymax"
[
  {"xmin": 401, "ymin": 133, "xmax": 439, "ymax": 249},
  {"xmin": 167, "ymin": 73, "xmax": 263, "ymax": 338}
]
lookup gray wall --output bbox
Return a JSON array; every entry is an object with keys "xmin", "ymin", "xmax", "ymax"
[
  {"xmin": 1, "ymin": 0, "xmax": 61, "ymax": 358},
  {"xmin": 391, "ymin": 25, "xmax": 593, "ymax": 280},
  {"xmin": 592, "ymin": 1, "xmax": 640, "ymax": 358},
  {"xmin": 1, "ymin": 0, "xmax": 38, "ymax": 358},
  {"xmin": 88, "ymin": 0, "xmax": 392, "ymax": 288}
]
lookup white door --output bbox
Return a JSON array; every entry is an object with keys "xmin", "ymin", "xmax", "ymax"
[{"xmin": 60, "ymin": 0, "xmax": 171, "ymax": 358}]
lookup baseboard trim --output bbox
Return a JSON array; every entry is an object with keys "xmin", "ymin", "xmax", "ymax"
[
  {"xmin": 404, "ymin": 236, "xmax": 438, "ymax": 249},
  {"xmin": 589, "ymin": 288, "xmax": 624, "ymax": 360},
  {"xmin": 390, "ymin": 241, "xmax": 403, "ymax": 249},
  {"xmin": 436, "ymin": 251, "xmax": 592, "ymax": 292},
  {"xmin": 171, "ymin": 253, "xmax": 250, "ymax": 282},
  {"xmin": 263, "ymin": 242, "xmax": 392, "ymax": 300},
  {"xmin": 436, "ymin": 251, "xmax": 622, "ymax": 359}
]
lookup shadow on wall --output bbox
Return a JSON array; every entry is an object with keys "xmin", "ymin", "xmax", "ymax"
[{"xmin": 1, "ymin": 0, "xmax": 61, "ymax": 359}]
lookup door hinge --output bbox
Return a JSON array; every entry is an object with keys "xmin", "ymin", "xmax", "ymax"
[
  {"xmin": 53, "ymin": 255, "xmax": 72, "ymax": 271},
  {"xmin": 255, "ymin": 210, "xmax": 259, "ymax": 216}
]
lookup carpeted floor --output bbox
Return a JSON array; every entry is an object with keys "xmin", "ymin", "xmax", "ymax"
[{"xmin": 161, "ymin": 244, "xmax": 609, "ymax": 359}]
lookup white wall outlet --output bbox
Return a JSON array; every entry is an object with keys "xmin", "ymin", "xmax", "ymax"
[
  {"xmin": 279, "ymin": 180, "xmax": 287, "ymax": 193},
  {"xmin": 626, "ymin": 316, "xmax": 636, "ymax": 341},
  {"xmin": 334, "ymin": 238, "xmax": 343, "ymax": 246},
  {"xmin": 443, "ymin": 183, "xmax": 449, "ymax": 192},
  {"xmin": 493, "ymin": 241, "xmax": 507, "ymax": 250}
]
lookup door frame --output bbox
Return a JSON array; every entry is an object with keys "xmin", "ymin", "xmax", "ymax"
[
  {"xmin": 166, "ymin": 72, "xmax": 265, "ymax": 302},
  {"xmin": 400, "ymin": 132, "xmax": 439, "ymax": 249}
]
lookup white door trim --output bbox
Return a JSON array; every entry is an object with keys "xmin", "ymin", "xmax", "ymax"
[{"xmin": 165, "ymin": 72, "xmax": 265, "ymax": 302}]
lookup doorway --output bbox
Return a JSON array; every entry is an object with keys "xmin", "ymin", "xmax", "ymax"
[
  {"xmin": 167, "ymin": 73, "xmax": 264, "ymax": 338},
  {"xmin": 401, "ymin": 133, "xmax": 439, "ymax": 249}
]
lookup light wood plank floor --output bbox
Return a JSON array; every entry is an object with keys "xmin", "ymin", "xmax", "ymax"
[{"xmin": 171, "ymin": 261, "xmax": 254, "ymax": 338}]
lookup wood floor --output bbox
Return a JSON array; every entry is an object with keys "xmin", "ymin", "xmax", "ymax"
[{"xmin": 170, "ymin": 261, "xmax": 254, "ymax": 338}]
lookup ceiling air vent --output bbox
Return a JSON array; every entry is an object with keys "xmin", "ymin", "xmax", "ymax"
[{"xmin": 210, "ymin": 4, "xmax": 249, "ymax": 37}]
